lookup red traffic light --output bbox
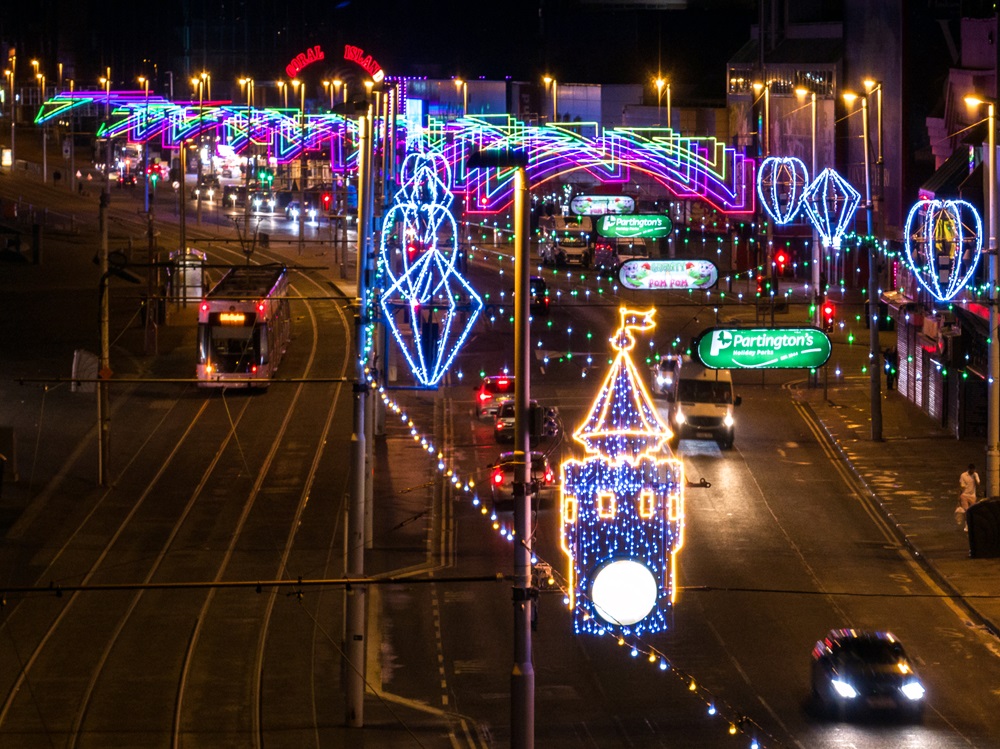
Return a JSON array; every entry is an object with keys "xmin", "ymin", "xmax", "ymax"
[
  {"xmin": 821, "ymin": 299, "xmax": 835, "ymax": 330},
  {"xmin": 321, "ymin": 192, "xmax": 332, "ymax": 209},
  {"xmin": 756, "ymin": 274, "xmax": 764, "ymax": 295},
  {"xmin": 774, "ymin": 250, "xmax": 789, "ymax": 267}
]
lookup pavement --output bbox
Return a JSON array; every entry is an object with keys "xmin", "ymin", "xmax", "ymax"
[{"xmin": 2, "ymin": 127, "xmax": 1000, "ymax": 744}]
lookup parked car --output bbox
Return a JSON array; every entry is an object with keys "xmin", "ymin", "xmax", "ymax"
[
  {"xmin": 811, "ymin": 629, "xmax": 926, "ymax": 721},
  {"xmin": 488, "ymin": 450, "xmax": 556, "ymax": 508},
  {"xmin": 475, "ymin": 374, "xmax": 515, "ymax": 419}
]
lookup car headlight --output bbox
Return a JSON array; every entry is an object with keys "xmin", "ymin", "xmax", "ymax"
[
  {"xmin": 675, "ymin": 410, "xmax": 686, "ymax": 425},
  {"xmin": 724, "ymin": 413, "xmax": 735, "ymax": 428},
  {"xmin": 831, "ymin": 679, "xmax": 858, "ymax": 699},
  {"xmin": 900, "ymin": 681, "xmax": 925, "ymax": 701}
]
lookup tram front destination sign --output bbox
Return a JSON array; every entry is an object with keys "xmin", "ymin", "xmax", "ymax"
[{"xmin": 696, "ymin": 327, "xmax": 832, "ymax": 369}]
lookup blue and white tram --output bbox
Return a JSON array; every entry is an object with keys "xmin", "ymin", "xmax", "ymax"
[{"xmin": 196, "ymin": 265, "xmax": 291, "ymax": 387}]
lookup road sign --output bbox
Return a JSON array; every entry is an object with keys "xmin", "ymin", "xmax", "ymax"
[
  {"xmin": 619, "ymin": 259, "xmax": 717, "ymax": 290},
  {"xmin": 597, "ymin": 214, "xmax": 672, "ymax": 239},
  {"xmin": 570, "ymin": 195, "xmax": 635, "ymax": 216},
  {"xmin": 696, "ymin": 327, "xmax": 832, "ymax": 369}
]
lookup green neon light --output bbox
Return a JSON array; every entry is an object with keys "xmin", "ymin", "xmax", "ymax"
[{"xmin": 696, "ymin": 327, "xmax": 831, "ymax": 369}]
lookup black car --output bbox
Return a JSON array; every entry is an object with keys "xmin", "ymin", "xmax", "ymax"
[
  {"xmin": 811, "ymin": 629, "xmax": 926, "ymax": 720},
  {"xmin": 488, "ymin": 450, "xmax": 556, "ymax": 508}
]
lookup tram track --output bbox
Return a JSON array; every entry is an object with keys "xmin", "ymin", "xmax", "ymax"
[{"xmin": 0, "ymin": 242, "xmax": 354, "ymax": 747}]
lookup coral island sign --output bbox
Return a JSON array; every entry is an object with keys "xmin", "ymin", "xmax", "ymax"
[
  {"xmin": 344, "ymin": 44, "xmax": 385, "ymax": 83},
  {"xmin": 285, "ymin": 46, "xmax": 326, "ymax": 79},
  {"xmin": 619, "ymin": 259, "xmax": 717, "ymax": 290},
  {"xmin": 597, "ymin": 214, "xmax": 673, "ymax": 239},
  {"xmin": 696, "ymin": 327, "xmax": 831, "ymax": 369},
  {"xmin": 570, "ymin": 195, "xmax": 635, "ymax": 216}
]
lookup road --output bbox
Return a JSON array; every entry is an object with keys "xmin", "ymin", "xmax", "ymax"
[{"xmin": 1, "ymin": 170, "xmax": 999, "ymax": 748}]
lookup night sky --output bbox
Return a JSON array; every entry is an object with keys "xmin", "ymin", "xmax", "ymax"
[{"xmin": 1, "ymin": 0, "xmax": 757, "ymax": 99}]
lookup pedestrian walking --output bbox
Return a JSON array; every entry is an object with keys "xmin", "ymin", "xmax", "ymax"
[
  {"xmin": 957, "ymin": 462, "xmax": 980, "ymax": 531},
  {"xmin": 883, "ymin": 346, "xmax": 898, "ymax": 391}
]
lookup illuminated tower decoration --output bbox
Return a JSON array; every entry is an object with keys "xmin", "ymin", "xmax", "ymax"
[
  {"xmin": 757, "ymin": 156, "xmax": 809, "ymax": 225},
  {"xmin": 801, "ymin": 167, "xmax": 861, "ymax": 250},
  {"xmin": 560, "ymin": 308, "xmax": 685, "ymax": 638},
  {"xmin": 378, "ymin": 150, "xmax": 484, "ymax": 386},
  {"xmin": 904, "ymin": 198, "xmax": 983, "ymax": 302}
]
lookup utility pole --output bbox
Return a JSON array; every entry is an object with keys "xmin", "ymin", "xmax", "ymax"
[
  {"xmin": 345, "ymin": 109, "xmax": 373, "ymax": 728},
  {"xmin": 98, "ymin": 76, "xmax": 112, "ymax": 486},
  {"xmin": 466, "ymin": 148, "xmax": 534, "ymax": 749}
]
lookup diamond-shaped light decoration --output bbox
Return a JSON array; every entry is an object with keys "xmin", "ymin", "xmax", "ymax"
[{"xmin": 801, "ymin": 167, "xmax": 861, "ymax": 250}]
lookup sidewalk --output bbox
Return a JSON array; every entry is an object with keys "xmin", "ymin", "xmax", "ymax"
[{"xmin": 797, "ymin": 377, "xmax": 1000, "ymax": 636}]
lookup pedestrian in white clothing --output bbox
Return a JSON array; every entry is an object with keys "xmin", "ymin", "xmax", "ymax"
[{"xmin": 958, "ymin": 463, "xmax": 980, "ymax": 531}]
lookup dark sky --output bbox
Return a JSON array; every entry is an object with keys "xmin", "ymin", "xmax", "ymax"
[{"xmin": 1, "ymin": 1, "xmax": 757, "ymax": 99}]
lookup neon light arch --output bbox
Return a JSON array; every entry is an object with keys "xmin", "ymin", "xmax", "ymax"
[{"xmin": 38, "ymin": 93, "xmax": 754, "ymax": 212}]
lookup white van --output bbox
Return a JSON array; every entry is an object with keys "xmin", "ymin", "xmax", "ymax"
[
  {"xmin": 539, "ymin": 215, "xmax": 594, "ymax": 266},
  {"xmin": 666, "ymin": 357, "xmax": 741, "ymax": 449}
]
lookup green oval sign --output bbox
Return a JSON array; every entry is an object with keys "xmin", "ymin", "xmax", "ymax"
[
  {"xmin": 596, "ymin": 214, "xmax": 673, "ymax": 239},
  {"xmin": 696, "ymin": 327, "xmax": 832, "ymax": 369}
]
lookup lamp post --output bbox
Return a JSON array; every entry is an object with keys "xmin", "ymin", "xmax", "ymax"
[
  {"xmin": 454, "ymin": 77, "xmax": 468, "ymax": 117},
  {"xmin": 543, "ymin": 75, "xmax": 557, "ymax": 122},
  {"xmin": 278, "ymin": 80, "xmax": 288, "ymax": 109},
  {"xmin": 797, "ymin": 86, "xmax": 821, "ymax": 326},
  {"xmin": 465, "ymin": 147, "xmax": 534, "ymax": 749},
  {"xmin": 191, "ymin": 76, "xmax": 205, "ymax": 224},
  {"xmin": 967, "ymin": 95, "xmax": 998, "ymax": 498},
  {"xmin": 322, "ymin": 79, "xmax": 334, "ymax": 110},
  {"xmin": 36, "ymin": 72, "xmax": 46, "ymax": 183},
  {"xmin": 7, "ymin": 54, "xmax": 15, "ymax": 165},
  {"xmin": 753, "ymin": 81, "xmax": 771, "ymax": 157},
  {"xmin": 845, "ymin": 89, "xmax": 883, "ymax": 441},
  {"xmin": 98, "ymin": 70, "xmax": 112, "ymax": 486},
  {"xmin": 655, "ymin": 76, "xmax": 671, "ymax": 129},
  {"xmin": 139, "ymin": 75, "xmax": 150, "ymax": 211},
  {"xmin": 293, "ymin": 78, "xmax": 306, "ymax": 254},
  {"xmin": 240, "ymin": 77, "xmax": 254, "ymax": 228}
]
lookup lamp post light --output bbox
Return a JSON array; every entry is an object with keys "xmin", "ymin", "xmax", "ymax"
[
  {"xmin": 753, "ymin": 80, "xmax": 771, "ymax": 157},
  {"xmin": 334, "ymin": 78, "xmax": 345, "ymax": 105},
  {"xmin": 654, "ymin": 76, "xmax": 671, "ymax": 129},
  {"xmin": 844, "ymin": 89, "xmax": 883, "ymax": 441},
  {"xmin": 36, "ymin": 72, "xmax": 46, "ymax": 183},
  {"xmin": 796, "ymin": 86, "xmax": 821, "ymax": 326},
  {"xmin": 323, "ymin": 79, "xmax": 334, "ymax": 110},
  {"xmin": 966, "ymin": 94, "xmax": 998, "ymax": 498},
  {"xmin": 454, "ymin": 77, "xmax": 468, "ymax": 117},
  {"xmin": 293, "ymin": 78, "xmax": 307, "ymax": 254},
  {"xmin": 277, "ymin": 80, "xmax": 287, "ymax": 109},
  {"xmin": 543, "ymin": 75, "xmax": 557, "ymax": 122},
  {"xmin": 139, "ymin": 75, "xmax": 150, "ymax": 211},
  {"xmin": 240, "ymin": 77, "xmax": 254, "ymax": 227}
]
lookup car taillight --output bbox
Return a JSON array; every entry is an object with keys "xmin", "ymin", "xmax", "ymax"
[
  {"xmin": 478, "ymin": 391, "xmax": 491, "ymax": 403},
  {"xmin": 544, "ymin": 469, "xmax": 554, "ymax": 484},
  {"xmin": 496, "ymin": 422, "xmax": 504, "ymax": 431},
  {"xmin": 492, "ymin": 469, "xmax": 504, "ymax": 485}
]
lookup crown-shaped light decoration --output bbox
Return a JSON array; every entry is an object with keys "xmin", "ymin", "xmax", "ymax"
[
  {"xmin": 903, "ymin": 198, "xmax": 983, "ymax": 302},
  {"xmin": 561, "ymin": 308, "xmax": 685, "ymax": 638},
  {"xmin": 757, "ymin": 156, "xmax": 810, "ymax": 225},
  {"xmin": 801, "ymin": 167, "xmax": 861, "ymax": 250},
  {"xmin": 378, "ymin": 151, "xmax": 484, "ymax": 386}
]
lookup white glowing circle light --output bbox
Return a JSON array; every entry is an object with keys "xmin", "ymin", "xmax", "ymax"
[
  {"xmin": 590, "ymin": 559, "xmax": 658, "ymax": 626},
  {"xmin": 903, "ymin": 198, "xmax": 983, "ymax": 302},
  {"xmin": 757, "ymin": 156, "xmax": 809, "ymax": 225}
]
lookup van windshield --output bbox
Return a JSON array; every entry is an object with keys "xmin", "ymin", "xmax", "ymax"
[{"xmin": 677, "ymin": 380, "xmax": 732, "ymax": 404}]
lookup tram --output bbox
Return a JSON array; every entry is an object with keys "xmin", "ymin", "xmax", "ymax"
[{"xmin": 196, "ymin": 264, "xmax": 291, "ymax": 387}]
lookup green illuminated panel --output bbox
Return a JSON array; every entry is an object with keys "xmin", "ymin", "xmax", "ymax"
[{"xmin": 697, "ymin": 327, "xmax": 832, "ymax": 369}]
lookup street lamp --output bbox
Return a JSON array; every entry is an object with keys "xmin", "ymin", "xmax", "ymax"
[
  {"xmin": 454, "ymin": 77, "xmax": 468, "ymax": 117},
  {"xmin": 966, "ymin": 94, "xmax": 998, "ymax": 498},
  {"xmin": 654, "ymin": 76, "xmax": 671, "ymax": 129},
  {"xmin": 322, "ymin": 79, "xmax": 335, "ymax": 110},
  {"xmin": 796, "ymin": 86, "xmax": 820, "ymax": 325},
  {"xmin": 543, "ymin": 75, "xmax": 557, "ymax": 122},
  {"xmin": 277, "ymin": 80, "xmax": 288, "ymax": 109},
  {"xmin": 293, "ymin": 78, "xmax": 307, "ymax": 253},
  {"xmin": 844, "ymin": 88, "xmax": 883, "ymax": 441},
  {"xmin": 240, "ymin": 77, "xmax": 254, "ymax": 225},
  {"xmin": 139, "ymin": 76, "xmax": 150, "ymax": 211},
  {"xmin": 36, "ymin": 72, "xmax": 46, "ymax": 183},
  {"xmin": 753, "ymin": 80, "xmax": 771, "ymax": 157}
]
